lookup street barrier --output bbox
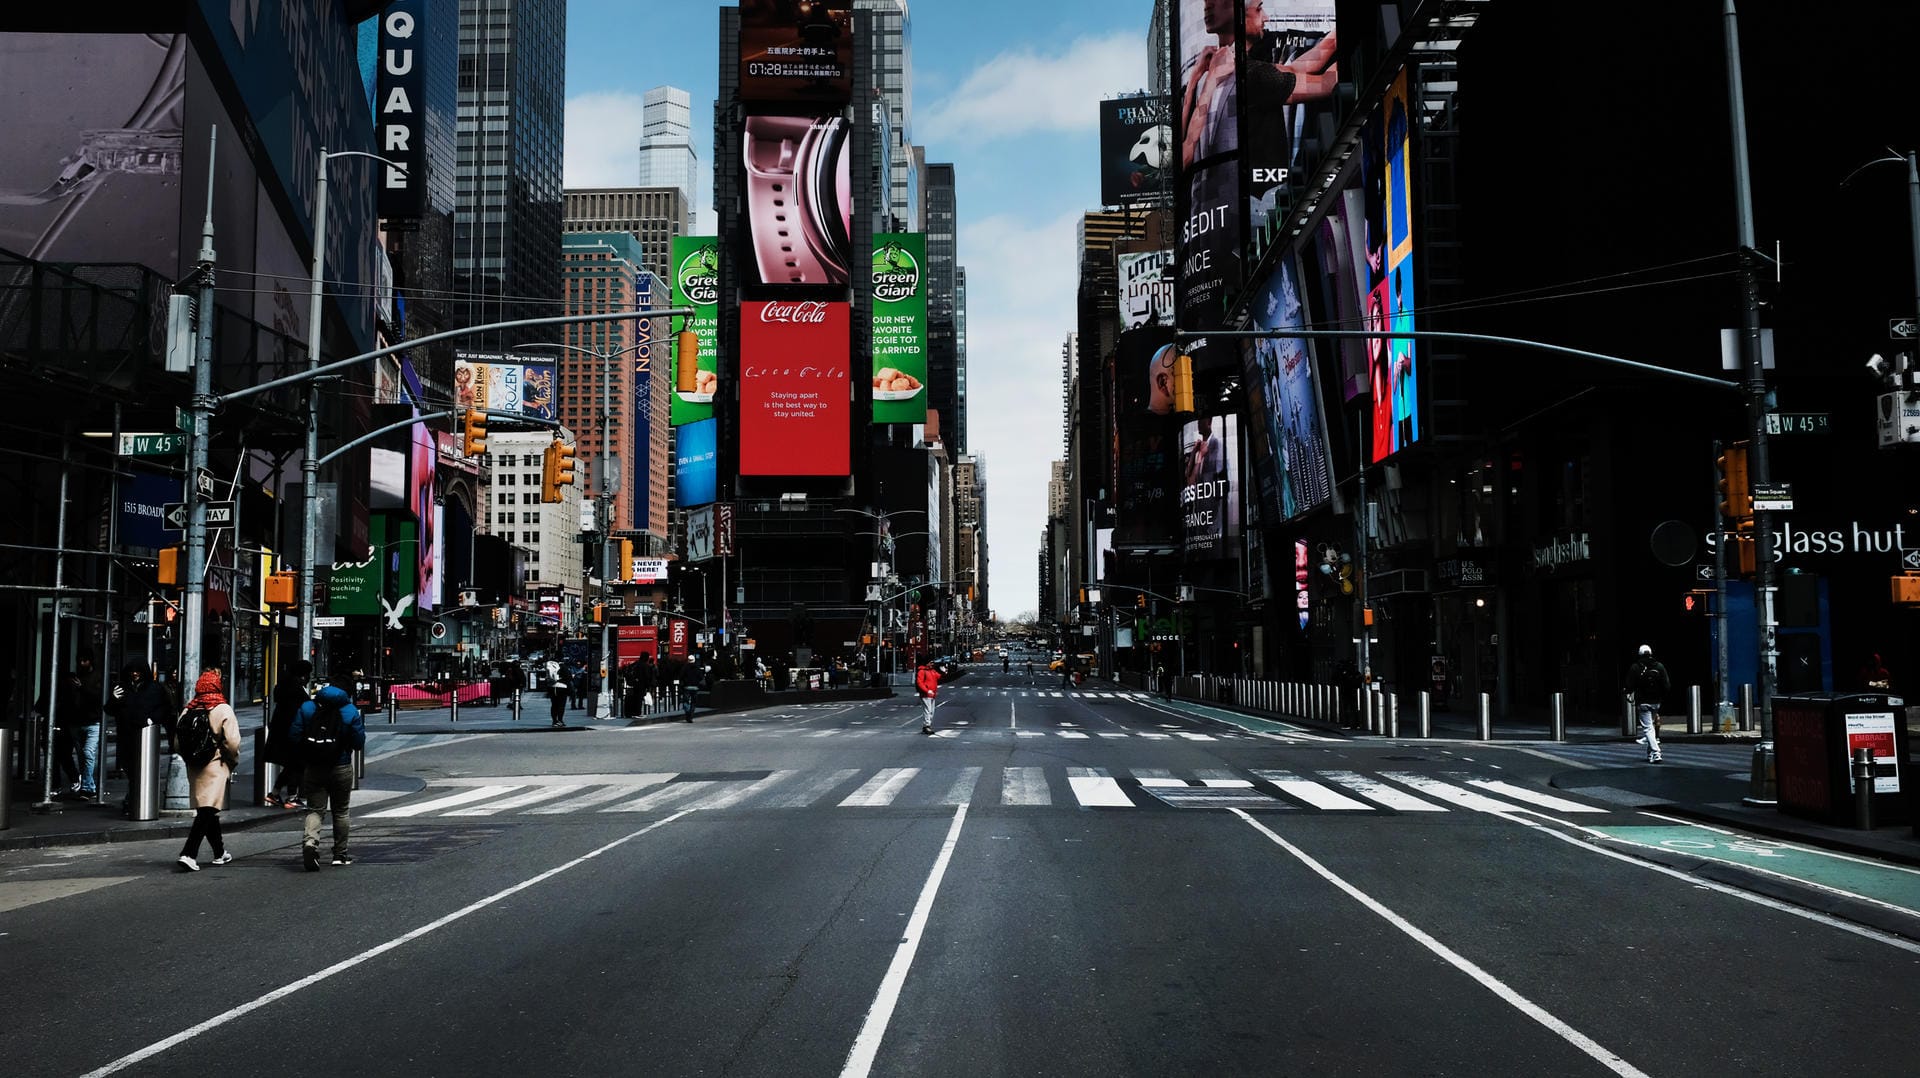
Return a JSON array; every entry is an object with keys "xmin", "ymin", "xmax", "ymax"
[
  {"xmin": 1418, "ymin": 691, "xmax": 1432, "ymax": 738},
  {"xmin": 132, "ymin": 725, "xmax": 161, "ymax": 822},
  {"xmin": 1688, "ymin": 685, "xmax": 1703, "ymax": 734},
  {"xmin": 1854, "ymin": 747, "xmax": 1877, "ymax": 830},
  {"xmin": 450, "ymin": 687, "xmax": 459, "ymax": 724},
  {"xmin": 1550, "ymin": 692, "xmax": 1566, "ymax": 742},
  {"xmin": 1621, "ymin": 696, "xmax": 1636, "ymax": 738},
  {"xmin": 351, "ymin": 748, "xmax": 364, "ymax": 791},
  {"xmin": 1478, "ymin": 693, "xmax": 1492, "ymax": 741},
  {"xmin": 511, "ymin": 689, "xmax": 521, "ymax": 722}
]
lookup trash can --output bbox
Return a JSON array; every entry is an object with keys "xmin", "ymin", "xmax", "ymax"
[{"xmin": 1774, "ymin": 692, "xmax": 1910, "ymax": 826}]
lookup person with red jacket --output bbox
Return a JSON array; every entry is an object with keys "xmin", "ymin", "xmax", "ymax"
[{"xmin": 915, "ymin": 661, "xmax": 942, "ymax": 735}]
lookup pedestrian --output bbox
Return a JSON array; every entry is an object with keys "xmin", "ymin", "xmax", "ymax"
[
  {"xmin": 290, "ymin": 673, "xmax": 366, "ymax": 871},
  {"xmin": 1624, "ymin": 644, "xmax": 1669, "ymax": 764},
  {"xmin": 547, "ymin": 663, "xmax": 570, "ymax": 728},
  {"xmin": 175, "ymin": 669, "xmax": 241, "ymax": 871},
  {"xmin": 1859, "ymin": 652, "xmax": 1892, "ymax": 692},
  {"xmin": 916, "ymin": 659, "xmax": 942, "ymax": 735},
  {"xmin": 1002, "ymin": 653, "xmax": 1010, "ymax": 674},
  {"xmin": 42, "ymin": 655, "xmax": 98, "ymax": 798},
  {"xmin": 105, "ymin": 661, "xmax": 171, "ymax": 816},
  {"xmin": 266, "ymin": 660, "xmax": 313, "ymax": 809},
  {"xmin": 570, "ymin": 660, "xmax": 590, "ymax": 710},
  {"xmin": 680, "ymin": 667, "xmax": 698, "ymax": 722},
  {"xmin": 1157, "ymin": 663, "xmax": 1172, "ymax": 700}
]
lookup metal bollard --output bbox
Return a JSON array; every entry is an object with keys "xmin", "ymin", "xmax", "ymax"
[
  {"xmin": 1363, "ymin": 689, "xmax": 1376, "ymax": 733},
  {"xmin": 1418, "ymin": 691, "xmax": 1432, "ymax": 738},
  {"xmin": 253, "ymin": 727, "xmax": 274, "ymax": 807},
  {"xmin": 1622, "ymin": 696, "xmax": 1636, "ymax": 738},
  {"xmin": 1478, "ymin": 692, "xmax": 1492, "ymax": 741},
  {"xmin": 1387, "ymin": 694, "xmax": 1399, "ymax": 738},
  {"xmin": 351, "ymin": 748, "xmax": 364, "ymax": 791},
  {"xmin": 450, "ymin": 684, "xmax": 459, "ymax": 724},
  {"xmin": 1853, "ymin": 747, "xmax": 1877, "ymax": 830},
  {"xmin": 512, "ymin": 689, "xmax": 521, "ymax": 722},
  {"xmin": 1550, "ymin": 692, "xmax": 1566, "ymax": 742},
  {"xmin": 131, "ymin": 724, "xmax": 161, "ymax": 822},
  {"xmin": 1688, "ymin": 685, "xmax": 1702, "ymax": 735},
  {"xmin": 388, "ymin": 691, "xmax": 398, "ymax": 724},
  {"xmin": 0, "ymin": 728, "xmax": 11, "ymax": 830},
  {"xmin": 1739, "ymin": 684, "xmax": 1754, "ymax": 732}
]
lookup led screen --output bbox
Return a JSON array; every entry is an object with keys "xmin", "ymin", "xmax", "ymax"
[
  {"xmin": 1118, "ymin": 250, "xmax": 1174, "ymax": 330},
  {"xmin": 1363, "ymin": 67, "xmax": 1420, "ymax": 463},
  {"xmin": 1114, "ymin": 328, "xmax": 1181, "ymax": 550},
  {"xmin": 1180, "ymin": 413, "xmax": 1240, "ymax": 559},
  {"xmin": 1242, "ymin": 257, "xmax": 1333, "ymax": 522},
  {"xmin": 455, "ymin": 355, "xmax": 557, "ymax": 422},
  {"xmin": 741, "ymin": 113, "xmax": 852, "ymax": 290},
  {"xmin": 738, "ymin": 0, "xmax": 853, "ymax": 104},
  {"xmin": 871, "ymin": 233, "xmax": 927, "ymax": 424},
  {"xmin": 676, "ymin": 417, "xmax": 718, "ymax": 508},
  {"xmin": 1243, "ymin": 2, "xmax": 1339, "ymax": 261},
  {"xmin": 739, "ymin": 299, "xmax": 851, "ymax": 476}
]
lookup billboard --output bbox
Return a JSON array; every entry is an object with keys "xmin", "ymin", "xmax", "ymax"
[
  {"xmin": 1118, "ymin": 250, "xmax": 1175, "ymax": 330},
  {"xmin": 1180, "ymin": 414, "xmax": 1240, "ymax": 559},
  {"xmin": 1242, "ymin": 257, "xmax": 1333, "ymax": 522},
  {"xmin": 871, "ymin": 233, "xmax": 928, "ymax": 423},
  {"xmin": 742, "ymin": 113, "xmax": 852, "ymax": 290},
  {"xmin": 1365, "ymin": 68, "xmax": 1420, "ymax": 463},
  {"xmin": 455, "ymin": 355, "xmax": 558, "ymax": 422},
  {"xmin": 1243, "ymin": 2, "xmax": 1339, "ymax": 261},
  {"xmin": 410, "ymin": 416, "xmax": 438, "ymax": 613},
  {"xmin": 374, "ymin": 0, "xmax": 428, "ymax": 221},
  {"xmin": 738, "ymin": 0, "xmax": 854, "ymax": 104},
  {"xmin": 1114, "ymin": 328, "xmax": 1182, "ymax": 550},
  {"xmin": 1098, "ymin": 96, "xmax": 1173, "ymax": 207},
  {"xmin": 669, "ymin": 236, "xmax": 720, "ymax": 425},
  {"xmin": 739, "ymin": 300, "xmax": 850, "ymax": 476},
  {"xmin": 676, "ymin": 417, "xmax": 718, "ymax": 508},
  {"xmin": 118, "ymin": 470, "xmax": 180, "ymax": 553},
  {"xmin": 686, "ymin": 505, "xmax": 716, "ymax": 562}
]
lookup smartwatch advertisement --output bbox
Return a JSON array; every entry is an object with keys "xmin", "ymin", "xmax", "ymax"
[
  {"xmin": 669, "ymin": 236, "xmax": 720, "ymax": 425},
  {"xmin": 739, "ymin": 300, "xmax": 850, "ymax": 477},
  {"xmin": 739, "ymin": 0, "xmax": 854, "ymax": 104},
  {"xmin": 870, "ymin": 232, "xmax": 927, "ymax": 424},
  {"xmin": 742, "ymin": 113, "xmax": 852, "ymax": 291}
]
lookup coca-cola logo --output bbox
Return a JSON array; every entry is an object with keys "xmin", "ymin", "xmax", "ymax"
[{"xmin": 759, "ymin": 300, "xmax": 830, "ymax": 323}]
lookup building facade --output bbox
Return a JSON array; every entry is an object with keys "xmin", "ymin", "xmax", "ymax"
[
  {"xmin": 635, "ymin": 85, "xmax": 698, "ymax": 212},
  {"xmin": 563, "ymin": 186, "xmax": 690, "ymax": 281},
  {"xmin": 482, "ymin": 429, "xmax": 582, "ymax": 617}
]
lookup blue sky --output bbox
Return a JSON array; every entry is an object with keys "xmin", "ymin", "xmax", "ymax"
[{"xmin": 565, "ymin": 0, "xmax": 1154, "ymax": 619}]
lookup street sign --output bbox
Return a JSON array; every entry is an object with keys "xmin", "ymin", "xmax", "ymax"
[
  {"xmin": 162, "ymin": 503, "xmax": 189, "ymax": 530},
  {"xmin": 1901, "ymin": 547, "xmax": 1920, "ymax": 572},
  {"xmin": 1693, "ymin": 562, "xmax": 1715, "ymax": 584},
  {"xmin": 606, "ymin": 596, "xmax": 626, "ymax": 610},
  {"xmin": 1752, "ymin": 482, "xmax": 1793, "ymax": 512},
  {"xmin": 1764, "ymin": 412, "xmax": 1830, "ymax": 435},
  {"xmin": 1892, "ymin": 318, "xmax": 1917, "ymax": 340},
  {"xmin": 175, "ymin": 407, "xmax": 193, "ymax": 433},
  {"xmin": 314, "ymin": 615, "xmax": 346, "ymax": 628},
  {"xmin": 116, "ymin": 432, "xmax": 186, "ymax": 456},
  {"xmin": 195, "ymin": 467, "xmax": 217, "ymax": 497},
  {"xmin": 634, "ymin": 602, "xmax": 655, "ymax": 615}
]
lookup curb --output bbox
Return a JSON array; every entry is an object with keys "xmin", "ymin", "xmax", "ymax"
[
  {"xmin": 1644, "ymin": 803, "xmax": 1920, "ymax": 871},
  {"xmin": 0, "ymin": 805, "xmax": 305, "ymax": 853}
]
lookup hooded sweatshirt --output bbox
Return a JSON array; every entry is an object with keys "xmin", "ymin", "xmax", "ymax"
[{"xmin": 287, "ymin": 685, "xmax": 367, "ymax": 769}]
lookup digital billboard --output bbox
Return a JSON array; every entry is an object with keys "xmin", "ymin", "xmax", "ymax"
[
  {"xmin": 871, "ymin": 233, "xmax": 927, "ymax": 424},
  {"xmin": 1294, "ymin": 538, "xmax": 1311, "ymax": 630},
  {"xmin": 742, "ymin": 113, "xmax": 852, "ymax": 290},
  {"xmin": 1180, "ymin": 414, "xmax": 1240, "ymax": 559},
  {"xmin": 669, "ymin": 236, "xmax": 720, "ymax": 425},
  {"xmin": 1098, "ymin": 96, "xmax": 1173, "ymax": 207},
  {"xmin": 1363, "ymin": 67, "xmax": 1420, "ymax": 463},
  {"xmin": 1243, "ymin": 3, "xmax": 1339, "ymax": 261},
  {"xmin": 1118, "ymin": 250, "xmax": 1174, "ymax": 330},
  {"xmin": 1242, "ymin": 257, "xmax": 1333, "ymax": 522},
  {"xmin": 1114, "ymin": 328, "xmax": 1182, "ymax": 551},
  {"xmin": 454, "ymin": 355, "xmax": 557, "ymax": 423},
  {"xmin": 739, "ymin": 300, "xmax": 851, "ymax": 476},
  {"xmin": 410, "ymin": 416, "xmax": 438, "ymax": 613},
  {"xmin": 738, "ymin": 0, "xmax": 854, "ymax": 104},
  {"xmin": 676, "ymin": 417, "xmax": 718, "ymax": 508}
]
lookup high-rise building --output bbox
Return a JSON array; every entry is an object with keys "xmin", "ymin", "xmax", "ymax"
[
  {"xmin": 955, "ymin": 265, "xmax": 968, "ymax": 455},
  {"xmin": 562, "ymin": 187, "xmax": 690, "ymax": 281},
  {"xmin": 454, "ymin": 0, "xmax": 566, "ymax": 353},
  {"xmin": 483, "ymin": 428, "xmax": 583, "ymax": 606},
  {"xmin": 635, "ymin": 85, "xmax": 697, "ymax": 213},
  {"xmin": 856, "ymin": 0, "xmax": 916, "ymax": 231},
  {"xmin": 923, "ymin": 161, "xmax": 959, "ymax": 452},
  {"xmin": 1060, "ymin": 334, "xmax": 1078, "ymax": 458}
]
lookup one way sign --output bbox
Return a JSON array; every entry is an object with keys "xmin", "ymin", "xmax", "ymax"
[
  {"xmin": 1693, "ymin": 562, "xmax": 1715, "ymax": 583},
  {"xmin": 1902, "ymin": 547, "xmax": 1920, "ymax": 571},
  {"xmin": 161, "ymin": 501, "xmax": 234, "ymax": 530}
]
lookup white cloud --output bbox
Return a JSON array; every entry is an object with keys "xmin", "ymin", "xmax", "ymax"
[
  {"xmin": 917, "ymin": 32, "xmax": 1144, "ymax": 147},
  {"xmin": 564, "ymin": 91, "xmax": 715, "ymax": 231},
  {"xmin": 960, "ymin": 210, "xmax": 1083, "ymax": 617}
]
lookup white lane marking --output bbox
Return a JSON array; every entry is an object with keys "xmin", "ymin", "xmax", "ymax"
[
  {"xmin": 1016, "ymin": 731, "xmax": 1045, "ymax": 738},
  {"xmin": 1010, "ymin": 700, "xmax": 1016, "ymax": 729},
  {"xmin": 1137, "ymin": 778, "xmax": 1189, "ymax": 788},
  {"xmin": 805, "ymin": 730, "xmax": 839, "ymax": 738},
  {"xmin": 1094, "ymin": 692, "xmax": 1116, "ymax": 698},
  {"xmin": 839, "ymin": 805, "xmax": 969, "ymax": 1078},
  {"xmin": 1253, "ymin": 771, "xmax": 1375, "ymax": 812},
  {"xmin": 1139, "ymin": 733, "xmax": 1172, "ymax": 740},
  {"xmin": 685, "ymin": 771, "xmax": 798, "ymax": 811},
  {"xmin": 762, "ymin": 768, "xmax": 863, "ymax": 809},
  {"xmin": 526, "ymin": 778, "xmax": 673, "ymax": 814},
  {"xmin": 445, "ymin": 784, "xmax": 587, "ymax": 816},
  {"xmin": 1097, "ymin": 732, "xmax": 1131, "ymax": 739},
  {"xmin": 1067, "ymin": 767, "xmax": 1133, "ymax": 808},
  {"xmin": 363, "ymin": 733, "xmax": 495, "ymax": 764},
  {"xmin": 1318, "ymin": 771, "xmax": 1446, "ymax": 812},
  {"xmin": 363, "ymin": 785, "xmax": 523, "ymax": 819},
  {"xmin": 938, "ymin": 767, "xmax": 983, "ymax": 806},
  {"xmin": 1380, "ymin": 772, "xmax": 1524, "ymax": 815},
  {"xmin": 1466, "ymin": 779, "xmax": 1605, "ymax": 814},
  {"xmin": 1057, "ymin": 730, "xmax": 1090, "ymax": 739},
  {"xmin": 1174, "ymin": 732, "xmax": 1216, "ymax": 742},
  {"xmin": 1201, "ymin": 779, "xmax": 1255, "ymax": 788},
  {"xmin": 605, "ymin": 781, "xmax": 718, "ymax": 812},
  {"xmin": 841, "ymin": 767, "xmax": 920, "ymax": 807},
  {"xmin": 1001, "ymin": 767, "xmax": 1051, "ymax": 805},
  {"xmin": 78, "ymin": 812, "xmax": 694, "ymax": 1078},
  {"xmin": 1229, "ymin": 809, "xmax": 1651, "ymax": 1078}
]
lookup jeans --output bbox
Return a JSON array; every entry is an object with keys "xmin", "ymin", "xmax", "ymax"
[
  {"xmin": 1637, "ymin": 704, "xmax": 1663, "ymax": 760},
  {"xmin": 75, "ymin": 723, "xmax": 101, "ymax": 793},
  {"xmin": 302, "ymin": 763, "xmax": 355, "ymax": 859}
]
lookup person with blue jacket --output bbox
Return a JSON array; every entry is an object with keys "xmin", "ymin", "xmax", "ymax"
[{"xmin": 289, "ymin": 674, "xmax": 367, "ymax": 871}]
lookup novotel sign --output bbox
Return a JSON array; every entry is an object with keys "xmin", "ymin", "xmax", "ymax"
[{"xmin": 376, "ymin": 0, "xmax": 426, "ymax": 221}]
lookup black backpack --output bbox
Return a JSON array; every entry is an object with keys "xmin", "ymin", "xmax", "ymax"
[
  {"xmin": 175, "ymin": 707, "xmax": 219, "ymax": 768},
  {"xmin": 1634, "ymin": 661, "xmax": 1668, "ymax": 699},
  {"xmin": 301, "ymin": 699, "xmax": 345, "ymax": 765}
]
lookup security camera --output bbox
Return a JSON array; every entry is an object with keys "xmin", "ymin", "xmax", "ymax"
[{"xmin": 1867, "ymin": 353, "xmax": 1889, "ymax": 377}]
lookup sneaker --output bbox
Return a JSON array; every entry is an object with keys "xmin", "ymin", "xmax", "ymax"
[
  {"xmin": 210, "ymin": 852, "xmax": 233, "ymax": 866},
  {"xmin": 331, "ymin": 855, "xmax": 354, "ymax": 866},
  {"xmin": 1649, "ymin": 757, "xmax": 1664, "ymax": 764},
  {"xmin": 922, "ymin": 724, "xmax": 933, "ymax": 735},
  {"xmin": 283, "ymin": 798, "xmax": 305, "ymax": 811},
  {"xmin": 303, "ymin": 845, "xmax": 321, "ymax": 872},
  {"xmin": 177, "ymin": 855, "xmax": 200, "ymax": 872},
  {"xmin": 265, "ymin": 793, "xmax": 284, "ymax": 808}
]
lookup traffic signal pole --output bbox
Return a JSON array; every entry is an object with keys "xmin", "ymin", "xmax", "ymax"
[{"xmin": 181, "ymin": 127, "xmax": 219, "ymax": 701}]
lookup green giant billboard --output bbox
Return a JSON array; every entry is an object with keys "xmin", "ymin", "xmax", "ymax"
[
  {"xmin": 870, "ymin": 232, "xmax": 926, "ymax": 424},
  {"xmin": 670, "ymin": 235, "xmax": 720, "ymax": 426}
]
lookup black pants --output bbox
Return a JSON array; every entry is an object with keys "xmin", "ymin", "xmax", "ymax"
[
  {"xmin": 549, "ymin": 691, "xmax": 566, "ymax": 724},
  {"xmin": 180, "ymin": 806, "xmax": 224, "ymax": 860}
]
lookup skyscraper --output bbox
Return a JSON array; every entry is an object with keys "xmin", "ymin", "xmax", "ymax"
[
  {"xmin": 454, "ymin": 0, "xmax": 566, "ymax": 353},
  {"xmin": 856, "ymin": 0, "xmax": 916, "ymax": 231},
  {"xmin": 562, "ymin": 186, "xmax": 690, "ymax": 281},
  {"xmin": 923, "ymin": 161, "xmax": 959, "ymax": 452},
  {"xmin": 558, "ymin": 232, "xmax": 668, "ymax": 540},
  {"xmin": 635, "ymin": 85, "xmax": 697, "ymax": 214}
]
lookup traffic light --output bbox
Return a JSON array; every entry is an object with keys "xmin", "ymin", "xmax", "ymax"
[
  {"xmin": 1172, "ymin": 352, "xmax": 1195, "ymax": 414},
  {"xmin": 618, "ymin": 538, "xmax": 635, "ymax": 582},
  {"xmin": 263, "ymin": 571, "xmax": 295, "ymax": 607},
  {"xmin": 158, "ymin": 546, "xmax": 180, "ymax": 586},
  {"xmin": 462, "ymin": 407, "xmax": 488, "ymax": 456},
  {"xmin": 1715, "ymin": 441, "xmax": 1751, "ymax": 521},
  {"xmin": 1136, "ymin": 593, "xmax": 1146, "ymax": 609},
  {"xmin": 541, "ymin": 437, "xmax": 576, "ymax": 503}
]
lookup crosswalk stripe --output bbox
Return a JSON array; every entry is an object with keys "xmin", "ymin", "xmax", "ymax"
[
  {"xmin": 606, "ymin": 780, "xmax": 720, "ymax": 812},
  {"xmin": 938, "ymin": 767, "xmax": 983, "ymax": 806},
  {"xmin": 686, "ymin": 771, "xmax": 799, "ymax": 810},
  {"xmin": 1252, "ymin": 771, "xmax": 1374, "ymax": 811},
  {"xmin": 1316, "ymin": 771, "xmax": 1445, "ymax": 812},
  {"xmin": 1379, "ymin": 772, "xmax": 1520, "ymax": 815},
  {"xmin": 1174, "ymin": 732, "xmax": 1216, "ymax": 741},
  {"xmin": 760, "ymin": 768, "xmax": 862, "ymax": 809},
  {"xmin": 527, "ymin": 778, "xmax": 673, "ymax": 814},
  {"xmin": 445, "ymin": 784, "xmax": 587, "ymax": 815},
  {"xmin": 1016, "ymin": 731, "xmax": 1045, "ymax": 738},
  {"xmin": 1139, "ymin": 732, "xmax": 1172, "ymax": 740},
  {"xmin": 1464, "ymin": 779, "xmax": 1605, "ymax": 814},
  {"xmin": 1067, "ymin": 767, "xmax": 1133, "ymax": 807},
  {"xmin": 1001, "ymin": 766, "xmax": 1051, "ymax": 805},
  {"xmin": 1057, "ymin": 731, "xmax": 1090, "ymax": 740},
  {"xmin": 1196, "ymin": 768, "xmax": 1254, "ymax": 788},
  {"xmin": 1097, "ymin": 732, "xmax": 1130, "ymax": 739},
  {"xmin": 841, "ymin": 767, "xmax": 920, "ymax": 807},
  {"xmin": 364, "ymin": 784, "xmax": 523, "ymax": 818}
]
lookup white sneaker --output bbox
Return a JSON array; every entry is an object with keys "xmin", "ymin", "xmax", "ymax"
[
  {"xmin": 210, "ymin": 852, "xmax": 233, "ymax": 866},
  {"xmin": 177, "ymin": 855, "xmax": 200, "ymax": 872}
]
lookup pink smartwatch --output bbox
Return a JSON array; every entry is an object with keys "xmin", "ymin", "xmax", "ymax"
[{"xmin": 743, "ymin": 113, "xmax": 851, "ymax": 286}]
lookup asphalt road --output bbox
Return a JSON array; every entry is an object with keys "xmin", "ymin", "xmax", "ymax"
[{"xmin": 7, "ymin": 665, "xmax": 1920, "ymax": 1077}]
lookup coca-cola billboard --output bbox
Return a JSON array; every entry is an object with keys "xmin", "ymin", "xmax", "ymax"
[{"xmin": 740, "ymin": 300, "xmax": 851, "ymax": 476}]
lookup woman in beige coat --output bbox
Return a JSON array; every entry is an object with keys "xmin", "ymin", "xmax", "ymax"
[{"xmin": 177, "ymin": 669, "xmax": 242, "ymax": 871}]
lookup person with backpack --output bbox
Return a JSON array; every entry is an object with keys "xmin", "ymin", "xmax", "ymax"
[
  {"xmin": 265, "ymin": 660, "xmax": 313, "ymax": 809},
  {"xmin": 174, "ymin": 669, "xmax": 241, "ymax": 871},
  {"xmin": 915, "ymin": 660, "xmax": 943, "ymax": 735},
  {"xmin": 547, "ymin": 663, "xmax": 570, "ymax": 728},
  {"xmin": 290, "ymin": 674, "xmax": 367, "ymax": 871},
  {"xmin": 1624, "ymin": 644, "xmax": 1669, "ymax": 764}
]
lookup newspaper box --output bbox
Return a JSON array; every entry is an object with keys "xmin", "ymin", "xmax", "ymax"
[{"xmin": 1773, "ymin": 692, "xmax": 1909, "ymax": 825}]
